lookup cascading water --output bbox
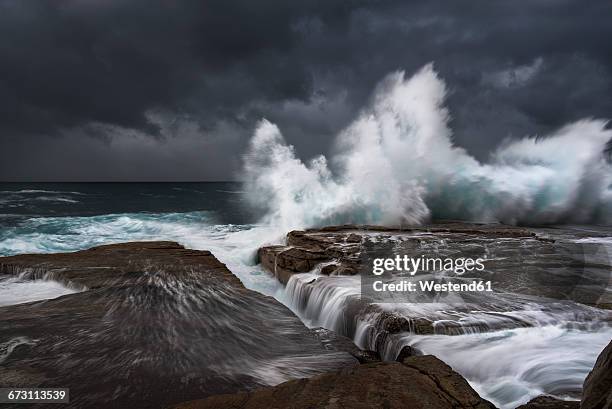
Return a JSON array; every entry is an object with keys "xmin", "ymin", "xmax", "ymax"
[{"xmin": 0, "ymin": 274, "xmax": 78, "ymax": 306}]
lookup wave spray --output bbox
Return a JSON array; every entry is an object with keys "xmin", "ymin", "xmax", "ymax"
[{"xmin": 244, "ymin": 64, "xmax": 612, "ymax": 230}]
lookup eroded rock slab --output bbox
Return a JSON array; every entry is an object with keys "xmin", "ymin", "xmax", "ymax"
[
  {"xmin": 171, "ymin": 355, "xmax": 496, "ymax": 409},
  {"xmin": 0, "ymin": 242, "xmax": 357, "ymax": 409},
  {"xmin": 258, "ymin": 223, "xmax": 543, "ymax": 288},
  {"xmin": 259, "ymin": 223, "xmax": 612, "ymax": 360}
]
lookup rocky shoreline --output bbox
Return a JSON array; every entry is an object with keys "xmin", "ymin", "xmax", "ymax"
[
  {"xmin": 172, "ymin": 355, "xmax": 497, "ymax": 409},
  {"xmin": 0, "ymin": 242, "xmax": 355, "ymax": 408},
  {"xmin": 0, "ymin": 228, "xmax": 610, "ymax": 408},
  {"xmin": 256, "ymin": 223, "xmax": 612, "ymax": 408},
  {"xmin": 173, "ymin": 344, "xmax": 611, "ymax": 409},
  {"xmin": 258, "ymin": 224, "xmax": 611, "ymax": 367},
  {"xmin": 259, "ymin": 223, "xmax": 611, "ymax": 309}
]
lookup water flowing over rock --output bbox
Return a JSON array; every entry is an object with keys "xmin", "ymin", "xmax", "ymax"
[
  {"xmin": 0, "ymin": 242, "xmax": 357, "ymax": 408},
  {"xmin": 259, "ymin": 223, "xmax": 612, "ymax": 407},
  {"xmin": 171, "ymin": 355, "xmax": 496, "ymax": 409},
  {"xmin": 260, "ymin": 224, "xmax": 611, "ymax": 350}
]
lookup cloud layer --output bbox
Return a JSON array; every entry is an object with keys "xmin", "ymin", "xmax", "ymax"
[{"xmin": 1, "ymin": 0, "xmax": 611, "ymax": 180}]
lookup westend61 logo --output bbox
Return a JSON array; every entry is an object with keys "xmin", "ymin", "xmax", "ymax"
[{"xmin": 360, "ymin": 236, "xmax": 611, "ymax": 305}]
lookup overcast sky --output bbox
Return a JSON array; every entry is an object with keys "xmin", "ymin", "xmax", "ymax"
[{"xmin": 1, "ymin": 0, "xmax": 611, "ymax": 181}]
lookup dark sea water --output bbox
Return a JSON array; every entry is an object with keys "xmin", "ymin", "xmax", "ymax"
[
  {"xmin": 0, "ymin": 182, "xmax": 252, "ymax": 224},
  {"xmin": 1, "ymin": 182, "xmax": 611, "ymax": 409}
]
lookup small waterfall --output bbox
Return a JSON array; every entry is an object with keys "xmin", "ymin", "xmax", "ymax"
[
  {"xmin": 283, "ymin": 273, "xmax": 362, "ymax": 335},
  {"xmin": 0, "ymin": 264, "xmax": 83, "ymax": 306},
  {"xmin": 281, "ymin": 270, "xmax": 612, "ymax": 352}
]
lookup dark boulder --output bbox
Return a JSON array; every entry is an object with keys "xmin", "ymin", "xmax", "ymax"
[
  {"xmin": 582, "ymin": 340, "xmax": 612, "ymax": 409},
  {"xmin": 309, "ymin": 327, "xmax": 381, "ymax": 364},
  {"xmin": 352, "ymin": 349, "xmax": 382, "ymax": 364},
  {"xmin": 516, "ymin": 396, "xmax": 579, "ymax": 409},
  {"xmin": 172, "ymin": 355, "xmax": 497, "ymax": 409},
  {"xmin": 396, "ymin": 345, "xmax": 422, "ymax": 362}
]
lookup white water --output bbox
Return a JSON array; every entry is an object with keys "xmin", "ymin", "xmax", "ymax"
[
  {"xmin": 0, "ymin": 275, "xmax": 78, "ymax": 306},
  {"xmin": 0, "ymin": 212, "xmax": 285, "ymax": 300},
  {"xmin": 399, "ymin": 325, "xmax": 612, "ymax": 408},
  {"xmin": 280, "ymin": 269, "xmax": 611, "ymax": 408},
  {"xmin": 244, "ymin": 64, "xmax": 612, "ymax": 231},
  {"xmin": 0, "ymin": 337, "xmax": 36, "ymax": 364}
]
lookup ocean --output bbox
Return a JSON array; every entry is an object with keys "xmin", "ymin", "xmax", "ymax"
[
  {"xmin": 0, "ymin": 181, "xmax": 284, "ymax": 297},
  {"xmin": 1, "ymin": 182, "xmax": 611, "ymax": 408}
]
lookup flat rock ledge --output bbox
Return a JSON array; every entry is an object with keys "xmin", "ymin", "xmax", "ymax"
[
  {"xmin": 2, "ymin": 241, "xmax": 609, "ymax": 409},
  {"xmin": 0, "ymin": 241, "xmax": 242, "ymax": 290},
  {"xmin": 171, "ymin": 355, "xmax": 496, "ymax": 409},
  {"xmin": 258, "ymin": 222, "xmax": 537, "ymax": 286},
  {"xmin": 0, "ymin": 242, "xmax": 357, "ymax": 409},
  {"xmin": 258, "ymin": 223, "xmax": 612, "ymax": 335},
  {"xmin": 257, "ymin": 223, "xmax": 545, "ymax": 336}
]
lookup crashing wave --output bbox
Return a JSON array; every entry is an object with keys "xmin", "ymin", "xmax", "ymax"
[{"xmin": 244, "ymin": 64, "xmax": 612, "ymax": 230}]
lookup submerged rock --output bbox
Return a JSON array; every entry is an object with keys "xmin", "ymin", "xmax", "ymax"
[
  {"xmin": 171, "ymin": 355, "xmax": 497, "ymax": 409},
  {"xmin": 310, "ymin": 327, "xmax": 381, "ymax": 364},
  {"xmin": 395, "ymin": 345, "xmax": 422, "ymax": 362},
  {"xmin": 351, "ymin": 349, "xmax": 382, "ymax": 364},
  {"xmin": 582, "ymin": 340, "xmax": 612, "ymax": 409},
  {"xmin": 0, "ymin": 242, "xmax": 357, "ymax": 408}
]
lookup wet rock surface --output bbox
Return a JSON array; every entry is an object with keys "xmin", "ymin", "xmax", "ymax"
[
  {"xmin": 171, "ymin": 355, "xmax": 496, "ymax": 409},
  {"xmin": 309, "ymin": 327, "xmax": 381, "ymax": 364},
  {"xmin": 259, "ymin": 223, "xmax": 610, "ymax": 308},
  {"xmin": 258, "ymin": 219, "xmax": 612, "ymax": 407},
  {"xmin": 1, "ymin": 228, "xmax": 609, "ymax": 409},
  {"xmin": 582, "ymin": 340, "xmax": 612, "ymax": 409},
  {"xmin": 259, "ymin": 224, "xmax": 612, "ymax": 337},
  {"xmin": 515, "ymin": 396, "xmax": 579, "ymax": 409},
  {"xmin": 0, "ymin": 242, "xmax": 357, "ymax": 409}
]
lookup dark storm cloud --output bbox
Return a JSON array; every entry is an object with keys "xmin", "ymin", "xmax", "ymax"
[{"xmin": 1, "ymin": 0, "xmax": 611, "ymax": 180}]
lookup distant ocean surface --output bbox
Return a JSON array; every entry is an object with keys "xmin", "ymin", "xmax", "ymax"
[
  {"xmin": 0, "ymin": 182, "xmax": 253, "ymax": 226},
  {"xmin": 0, "ymin": 182, "xmax": 263, "ymax": 257}
]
